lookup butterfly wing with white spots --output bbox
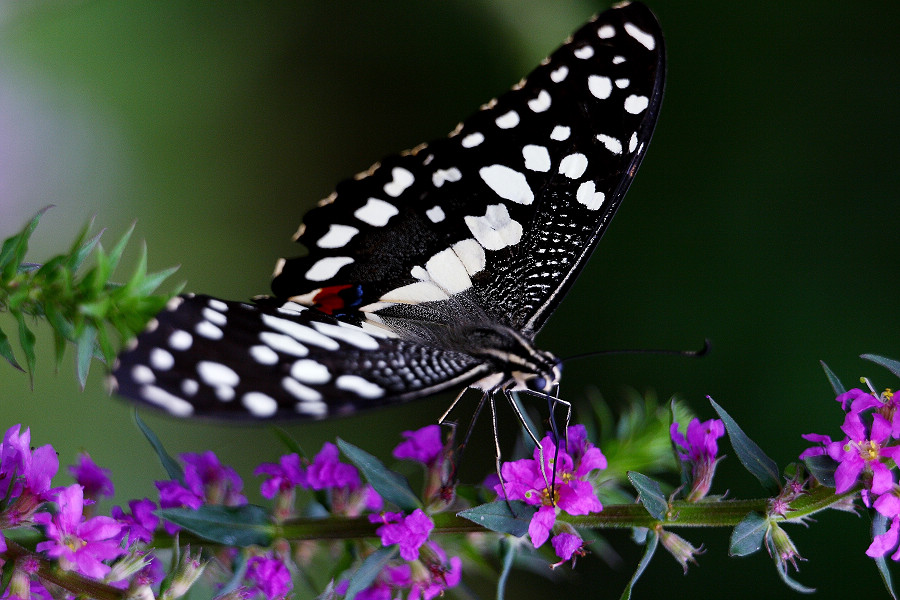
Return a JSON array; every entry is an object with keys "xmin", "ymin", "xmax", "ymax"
[
  {"xmin": 112, "ymin": 2, "xmax": 665, "ymax": 419},
  {"xmin": 271, "ymin": 1, "xmax": 665, "ymax": 335}
]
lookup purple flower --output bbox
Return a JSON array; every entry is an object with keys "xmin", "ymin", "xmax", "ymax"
[
  {"xmin": 868, "ymin": 516, "xmax": 900, "ymax": 560},
  {"xmin": 339, "ymin": 541, "xmax": 461, "ymax": 600},
  {"xmin": 34, "ymin": 485, "xmax": 124, "ymax": 578},
  {"xmin": 156, "ymin": 451, "xmax": 246, "ymax": 534},
  {"xmin": 833, "ymin": 411, "xmax": 900, "ymax": 495},
  {"xmin": 551, "ymin": 532, "xmax": 584, "ymax": 563},
  {"xmin": 245, "ymin": 555, "xmax": 293, "ymax": 600},
  {"xmin": 111, "ymin": 498, "xmax": 159, "ymax": 545},
  {"xmin": 671, "ymin": 418, "xmax": 725, "ymax": 501},
  {"xmin": 369, "ymin": 509, "xmax": 434, "ymax": 561},
  {"xmin": 305, "ymin": 442, "xmax": 359, "ymax": 491},
  {"xmin": 875, "ymin": 488, "xmax": 900, "ymax": 519},
  {"xmin": 182, "ymin": 451, "xmax": 247, "ymax": 506},
  {"xmin": 0, "ymin": 426, "xmax": 59, "ymax": 526},
  {"xmin": 495, "ymin": 426, "xmax": 605, "ymax": 554},
  {"xmin": 68, "ymin": 452, "xmax": 114, "ymax": 502},
  {"xmin": 255, "ymin": 453, "xmax": 306, "ymax": 499},
  {"xmin": 836, "ymin": 388, "xmax": 878, "ymax": 411},
  {"xmin": 393, "ymin": 425, "xmax": 443, "ymax": 466}
]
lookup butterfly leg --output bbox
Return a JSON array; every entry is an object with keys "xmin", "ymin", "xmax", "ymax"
[
  {"xmin": 439, "ymin": 388, "xmax": 489, "ymax": 488},
  {"xmin": 503, "ymin": 389, "xmax": 552, "ymax": 490}
]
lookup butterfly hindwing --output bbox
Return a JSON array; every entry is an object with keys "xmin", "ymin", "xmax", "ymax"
[
  {"xmin": 271, "ymin": 2, "xmax": 665, "ymax": 335},
  {"xmin": 114, "ymin": 295, "xmax": 490, "ymax": 419}
]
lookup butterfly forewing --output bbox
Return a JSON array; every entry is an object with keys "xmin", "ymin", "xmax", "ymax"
[
  {"xmin": 271, "ymin": 2, "xmax": 664, "ymax": 335},
  {"xmin": 112, "ymin": 2, "xmax": 665, "ymax": 419}
]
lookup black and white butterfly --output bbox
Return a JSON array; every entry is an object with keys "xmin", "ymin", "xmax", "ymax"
[{"xmin": 112, "ymin": 2, "xmax": 665, "ymax": 422}]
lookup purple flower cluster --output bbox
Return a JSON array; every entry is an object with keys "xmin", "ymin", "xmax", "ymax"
[
  {"xmin": 156, "ymin": 450, "xmax": 248, "ymax": 534},
  {"xmin": 671, "ymin": 417, "xmax": 725, "ymax": 501},
  {"xmin": 800, "ymin": 387, "xmax": 900, "ymax": 559},
  {"xmin": 340, "ymin": 426, "xmax": 462, "ymax": 600},
  {"xmin": 495, "ymin": 425, "xmax": 607, "ymax": 562},
  {"xmin": 336, "ymin": 542, "xmax": 462, "ymax": 600},
  {"xmin": 255, "ymin": 441, "xmax": 382, "ymax": 519}
]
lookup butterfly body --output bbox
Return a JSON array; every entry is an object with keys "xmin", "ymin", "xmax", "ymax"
[{"xmin": 112, "ymin": 2, "xmax": 665, "ymax": 420}]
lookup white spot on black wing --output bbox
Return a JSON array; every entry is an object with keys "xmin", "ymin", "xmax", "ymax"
[
  {"xmin": 478, "ymin": 165, "xmax": 534, "ymax": 205},
  {"xmin": 354, "ymin": 198, "xmax": 399, "ymax": 227},
  {"xmin": 495, "ymin": 110, "xmax": 519, "ymax": 129},
  {"xmin": 588, "ymin": 75, "xmax": 612, "ymax": 100},
  {"xmin": 558, "ymin": 153, "xmax": 588, "ymax": 179},
  {"xmin": 305, "ymin": 256, "xmax": 354, "ymax": 282},
  {"xmin": 624, "ymin": 22, "xmax": 656, "ymax": 51}
]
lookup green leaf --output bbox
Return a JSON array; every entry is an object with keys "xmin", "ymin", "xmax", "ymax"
[
  {"xmin": 862, "ymin": 354, "xmax": 900, "ymax": 381},
  {"xmin": 136, "ymin": 265, "xmax": 180, "ymax": 296},
  {"xmin": 134, "ymin": 412, "xmax": 185, "ymax": 483},
  {"xmin": 0, "ymin": 207, "xmax": 49, "ymax": 277},
  {"xmin": 872, "ymin": 512, "xmax": 899, "ymax": 600},
  {"xmin": 74, "ymin": 324, "xmax": 98, "ymax": 388},
  {"xmin": 457, "ymin": 501, "xmax": 536, "ymax": 537},
  {"xmin": 0, "ymin": 327, "xmax": 24, "ymax": 372},
  {"xmin": 819, "ymin": 360, "xmax": 846, "ymax": 395},
  {"xmin": 337, "ymin": 438, "xmax": 420, "ymax": 512},
  {"xmin": 344, "ymin": 546, "xmax": 397, "ymax": 600},
  {"xmin": 628, "ymin": 472, "xmax": 667, "ymax": 520},
  {"xmin": 14, "ymin": 312, "xmax": 36, "ymax": 383},
  {"xmin": 105, "ymin": 222, "xmax": 135, "ymax": 272},
  {"xmin": 68, "ymin": 228, "xmax": 105, "ymax": 273},
  {"xmin": 156, "ymin": 505, "xmax": 274, "ymax": 547},
  {"xmin": 618, "ymin": 528, "xmax": 658, "ymax": 600},
  {"xmin": 730, "ymin": 512, "xmax": 767, "ymax": 556},
  {"xmin": 803, "ymin": 454, "xmax": 837, "ymax": 487},
  {"xmin": 710, "ymin": 397, "xmax": 781, "ymax": 493},
  {"xmin": 270, "ymin": 427, "xmax": 306, "ymax": 459}
]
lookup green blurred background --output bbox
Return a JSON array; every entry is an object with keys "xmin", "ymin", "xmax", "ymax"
[{"xmin": 1, "ymin": 1, "xmax": 898, "ymax": 597}]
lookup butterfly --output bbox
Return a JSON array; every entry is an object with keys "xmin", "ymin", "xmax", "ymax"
[{"xmin": 111, "ymin": 2, "xmax": 665, "ymax": 422}]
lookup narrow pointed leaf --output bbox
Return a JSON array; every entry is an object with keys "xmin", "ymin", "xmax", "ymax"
[
  {"xmin": 819, "ymin": 360, "xmax": 846, "ymax": 395},
  {"xmin": 1, "ymin": 207, "xmax": 49, "ymax": 276},
  {"xmin": 628, "ymin": 472, "xmax": 667, "ymax": 520},
  {"xmin": 270, "ymin": 427, "xmax": 306, "ymax": 459},
  {"xmin": 457, "ymin": 501, "xmax": 536, "ymax": 537},
  {"xmin": 14, "ymin": 313, "xmax": 36, "ymax": 383},
  {"xmin": 618, "ymin": 528, "xmax": 658, "ymax": 600},
  {"xmin": 75, "ymin": 324, "xmax": 98, "ymax": 388},
  {"xmin": 69, "ymin": 229, "xmax": 105, "ymax": 273},
  {"xmin": 729, "ymin": 512, "xmax": 767, "ymax": 556},
  {"xmin": 344, "ymin": 546, "xmax": 397, "ymax": 600},
  {"xmin": 156, "ymin": 505, "xmax": 273, "ymax": 547},
  {"xmin": 862, "ymin": 354, "xmax": 900, "ymax": 381},
  {"xmin": 134, "ymin": 412, "xmax": 185, "ymax": 482},
  {"xmin": 136, "ymin": 265, "xmax": 180, "ymax": 296},
  {"xmin": 337, "ymin": 438, "xmax": 420, "ymax": 512},
  {"xmin": 106, "ymin": 222, "xmax": 135, "ymax": 272},
  {"xmin": 0, "ymin": 327, "xmax": 23, "ymax": 372},
  {"xmin": 709, "ymin": 398, "xmax": 781, "ymax": 493}
]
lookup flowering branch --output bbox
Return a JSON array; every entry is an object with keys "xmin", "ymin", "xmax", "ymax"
[{"xmin": 2, "ymin": 212, "xmax": 900, "ymax": 599}]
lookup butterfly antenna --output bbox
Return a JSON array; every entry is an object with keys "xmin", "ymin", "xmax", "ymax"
[{"xmin": 561, "ymin": 338, "xmax": 711, "ymax": 364}]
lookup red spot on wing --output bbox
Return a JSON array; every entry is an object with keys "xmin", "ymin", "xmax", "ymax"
[{"xmin": 313, "ymin": 284, "xmax": 356, "ymax": 315}]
